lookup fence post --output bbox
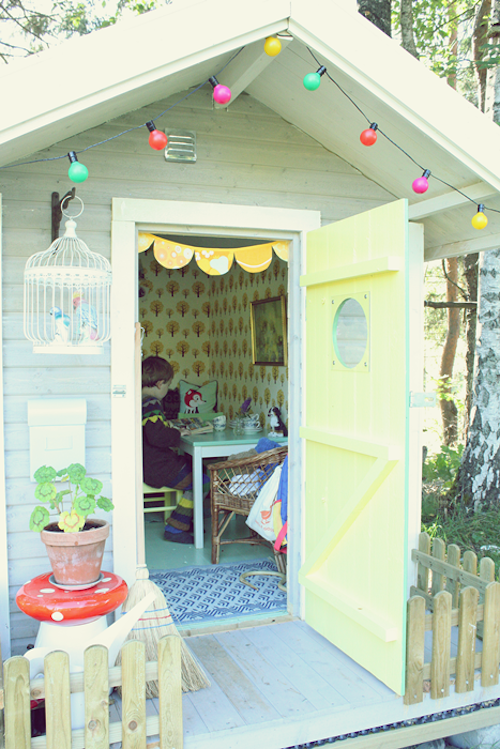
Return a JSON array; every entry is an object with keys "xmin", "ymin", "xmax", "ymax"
[
  {"xmin": 431, "ymin": 538, "xmax": 446, "ymax": 597},
  {"xmin": 45, "ymin": 650, "xmax": 72, "ymax": 749},
  {"xmin": 477, "ymin": 557, "xmax": 495, "ymax": 640},
  {"xmin": 431, "ymin": 590, "xmax": 452, "ymax": 699},
  {"xmin": 3, "ymin": 656, "xmax": 31, "ymax": 749},
  {"xmin": 84, "ymin": 644, "xmax": 109, "ymax": 749},
  {"xmin": 122, "ymin": 640, "xmax": 146, "ymax": 749},
  {"xmin": 446, "ymin": 544, "xmax": 461, "ymax": 609},
  {"xmin": 417, "ymin": 532, "xmax": 430, "ymax": 593},
  {"xmin": 462, "ymin": 550, "xmax": 477, "ymax": 577},
  {"xmin": 481, "ymin": 581, "xmax": 500, "ymax": 688},
  {"xmin": 455, "ymin": 586, "xmax": 479, "ymax": 693},
  {"xmin": 158, "ymin": 636, "xmax": 183, "ymax": 749},
  {"xmin": 404, "ymin": 595, "xmax": 425, "ymax": 705}
]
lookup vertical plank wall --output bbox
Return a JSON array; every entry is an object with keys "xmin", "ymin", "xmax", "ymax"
[{"xmin": 0, "ymin": 88, "xmax": 392, "ymax": 654}]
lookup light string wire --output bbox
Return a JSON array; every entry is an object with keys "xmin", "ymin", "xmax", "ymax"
[
  {"xmin": 306, "ymin": 46, "xmax": 500, "ymax": 215},
  {"xmin": 1, "ymin": 39, "xmax": 498, "ymax": 217},
  {"xmin": 0, "ymin": 46, "xmax": 244, "ymax": 169}
]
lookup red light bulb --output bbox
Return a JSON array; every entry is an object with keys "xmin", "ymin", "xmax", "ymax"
[
  {"xmin": 360, "ymin": 123, "xmax": 378, "ymax": 146},
  {"xmin": 146, "ymin": 121, "xmax": 168, "ymax": 150}
]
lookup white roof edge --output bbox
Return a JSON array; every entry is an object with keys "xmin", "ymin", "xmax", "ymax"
[
  {"xmin": 0, "ymin": 0, "xmax": 499, "ymax": 199},
  {"xmin": 0, "ymin": 0, "xmax": 291, "ymax": 145},
  {"xmin": 289, "ymin": 0, "xmax": 500, "ymax": 194}
]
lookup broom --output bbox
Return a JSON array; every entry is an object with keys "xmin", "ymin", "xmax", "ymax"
[{"xmin": 115, "ymin": 323, "xmax": 210, "ymax": 697}]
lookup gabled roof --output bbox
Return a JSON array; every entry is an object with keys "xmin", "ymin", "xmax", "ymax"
[{"xmin": 1, "ymin": 0, "xmax": 500, "ymax": 259}]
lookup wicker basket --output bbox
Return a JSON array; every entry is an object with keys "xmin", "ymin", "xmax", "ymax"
[{"xmin": 209, "ymin": 445, "xmax": 288, "ymax": 564}]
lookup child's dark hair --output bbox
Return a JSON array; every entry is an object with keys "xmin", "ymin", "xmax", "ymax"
[{"xmin": 142, "ymin": 356, "xmax": 174, "ymax": 387}]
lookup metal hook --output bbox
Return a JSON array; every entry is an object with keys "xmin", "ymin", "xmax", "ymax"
[{"xmin": 51, "ymin": 187, "xmax": 76, "ymax": 241}]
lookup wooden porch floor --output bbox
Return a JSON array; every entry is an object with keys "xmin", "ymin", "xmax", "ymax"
[{"xmin": 109, "ymin": 619, "xmax": 500, "ymax": 749}]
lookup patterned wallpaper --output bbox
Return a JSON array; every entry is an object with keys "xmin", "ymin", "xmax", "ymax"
[{"xmin": 139, "ymin": 248, "xmax": 289, "ymax": 430}]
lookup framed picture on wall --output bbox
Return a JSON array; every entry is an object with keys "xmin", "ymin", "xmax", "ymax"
[{"xmin": 250, "ymin": 295, "xmax": 287, "ymax": 366}]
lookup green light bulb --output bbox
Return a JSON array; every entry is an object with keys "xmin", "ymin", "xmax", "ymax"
[
  {"xmin": 303, "ymin": 72, "xmax": 321, "ymax": 91},
  {"xmin": 68, "ymin": 161, "xmax": 89, "ymax": 183}
]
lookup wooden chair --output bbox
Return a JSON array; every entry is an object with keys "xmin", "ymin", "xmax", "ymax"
[
  {"xmin": 209, "ymin": 445, "xmax": 288, "ymax": 564},
  {"xmin": 143, "ymin": 484, "xmax": 183, "ymax": 523}
]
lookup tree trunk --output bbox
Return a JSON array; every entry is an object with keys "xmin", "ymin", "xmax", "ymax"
[
  {"xmin": 455, "ymin": 250, "xmax": 500, "ymax": 510},
  {"xmin": 454, "ymin": 0, "xmax": 500, "ymax": 510},
  {"xmin": 474, "ymin": 0, "xmax": 491, "ymax": 111},
  {"xmin": 439, "ymin": 258, "xmax": 461, "ymax": 445},
  {"xmin": 400, "ymin": 0, "xmax": 418, "ymax": 57},
  {"xmin": 463, "ymin": 254, "xmax": 479, "ymax": 439},
  {"xmin": 357, "ymin": 0, "xmax": 391, "ymax": 36}
]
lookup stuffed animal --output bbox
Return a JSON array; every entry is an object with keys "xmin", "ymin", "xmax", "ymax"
[{"xmin": 268, "ymin": 406, "xmax": 288, "ymax": 437}]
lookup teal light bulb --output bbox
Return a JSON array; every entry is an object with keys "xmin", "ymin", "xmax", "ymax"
[
  {"xmin": 68, "ymin": 161, "xmax": 89, "ymax": 183},
  {"xmin": 303, "ymin": 72, "xmax": 321, "ymax": 91}
]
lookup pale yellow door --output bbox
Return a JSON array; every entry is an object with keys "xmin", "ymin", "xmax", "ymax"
[{"xmin": 299, "ymin": 199, "xmax": 423, "ymax": 695}]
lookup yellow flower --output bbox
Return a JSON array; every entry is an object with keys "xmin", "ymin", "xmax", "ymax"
[{"xmin": 58, "ymin": 510, "xmax": 85, "ymax": 533}]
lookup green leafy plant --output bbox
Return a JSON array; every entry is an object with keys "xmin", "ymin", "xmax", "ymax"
[
  {"xmin": 423, "ymin": 444, "xmax": 464, "ymax": 489},
  {"xmin": 30, "ymin": 463, "xmax": 114, "ymax": 533}
]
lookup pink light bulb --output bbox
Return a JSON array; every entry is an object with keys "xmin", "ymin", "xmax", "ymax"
[
  {"xmin": 412, "ymin": 169, "xmax": 431, "ymax": 194},
  {"xmin": 213, "ymin": 84, "xmax": 231, "ymax": 105}
]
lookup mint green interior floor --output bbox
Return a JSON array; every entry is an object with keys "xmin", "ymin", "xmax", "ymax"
[{"xmin": 144, "ymin": 511, "xmax": 272, "ymax": 570}]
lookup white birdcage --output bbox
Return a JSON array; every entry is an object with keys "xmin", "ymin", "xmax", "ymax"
[{"xmin": 24, "ymin": 198, "xmax": 112, "ymax": 354}]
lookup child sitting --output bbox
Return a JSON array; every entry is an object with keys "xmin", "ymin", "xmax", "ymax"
[{"xmin": 142, "ymin": 355, "xmax": 208, "ymax": 544}]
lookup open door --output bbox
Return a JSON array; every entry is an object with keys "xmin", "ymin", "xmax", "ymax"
[{"xmin": 299, "ymin": 200, "xmax": 423, "ymax": 695}]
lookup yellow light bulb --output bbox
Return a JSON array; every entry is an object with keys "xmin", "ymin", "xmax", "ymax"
[
  {"xmin": 472, "ymin": 211, "xmax": 488, "ymax": 230},
  {"xmin": 264, "ymin": 37, "xmax": 282, "ymax": 56}
]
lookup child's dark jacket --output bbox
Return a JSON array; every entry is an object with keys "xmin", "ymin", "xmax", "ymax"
[{"xmin": 142, "ymin": 395, "xmax": 186, "ymax": 488}]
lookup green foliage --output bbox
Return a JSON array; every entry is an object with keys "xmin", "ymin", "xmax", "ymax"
[
  {"xmin": 392, "ymin": 0, "xmax": 479, "ymax": 100},
  {"xmin": 0, "ymin": 0, "xmax": 172, "ymax": 61},
  {"xmin": 30, "ymin": 462, "xmax": 114, "ymax": 532},
  {"xmin": 423, "ymin": 443, "xmax": 464, "ymax": 488},
  {"xmin": 422, "ymin": 507, "xmax": 500, "ymax": 577}
]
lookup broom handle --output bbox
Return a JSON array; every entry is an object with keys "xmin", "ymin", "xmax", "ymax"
[{"xmin": 135, "ymin": 322, "xmax": 147, "ymax": 567}]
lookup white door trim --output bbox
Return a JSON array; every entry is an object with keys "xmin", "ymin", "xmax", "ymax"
[
  {"xmin": 110, "ymin": 198, "xmax": 320, "ymax": 616},
  {"xmin": 0, "ymin": 194, "xmax": 11, "ymax": 658}
]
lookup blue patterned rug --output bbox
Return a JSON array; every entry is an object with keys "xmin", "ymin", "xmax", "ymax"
[{"xmin": 150, "ymin": 558, "xmax": 287, "ymax": 628}]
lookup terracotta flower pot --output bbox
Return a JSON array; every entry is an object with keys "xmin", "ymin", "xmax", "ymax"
[{"xmin": 41, "ymin": 519, "xmax": 110, "ymax": 586}]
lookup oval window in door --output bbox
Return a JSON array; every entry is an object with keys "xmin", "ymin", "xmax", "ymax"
[{"xmin": 333, "ymin": 297, "xmax": 368, "ymax": 368}]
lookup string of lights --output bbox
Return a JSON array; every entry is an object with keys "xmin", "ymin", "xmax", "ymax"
[{"xmin": 1, "ymin": 35, "xmax": 497, "ymax": 230}]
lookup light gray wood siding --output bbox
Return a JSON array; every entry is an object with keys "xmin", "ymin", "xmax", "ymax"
[{"xmin": 1, "ymin": 88, "xmax": 392, "ymax": 654}]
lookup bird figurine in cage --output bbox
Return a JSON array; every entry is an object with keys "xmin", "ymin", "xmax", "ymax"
[
  {"xmin": 24, "ymin": 196, "xmax": 111, "ymax": 354},
  {"xmin": 73, "ymin": 294, "xmax": 99, "ymax": 342},
  {"xmin": 49, "ymin": 306, "xmax": 71, "ymax": 345}
]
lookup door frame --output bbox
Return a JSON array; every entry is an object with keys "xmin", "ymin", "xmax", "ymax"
[{"xmin": 110, "ymin": 198, "xmax": 321, "ymax": 617}]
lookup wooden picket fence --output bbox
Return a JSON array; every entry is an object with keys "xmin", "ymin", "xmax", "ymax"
[
  {"xmin": 0, "ymin": 636, "xmax": 183, "ymax": 749},
  {"xmin": 405, "ymin": 532, "xmax": 500, "ymax": 705}
]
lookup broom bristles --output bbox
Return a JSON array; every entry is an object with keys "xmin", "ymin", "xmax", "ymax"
[{"xmin": 116, "ymin": 574, "xmax": 210, "ymax": 697}]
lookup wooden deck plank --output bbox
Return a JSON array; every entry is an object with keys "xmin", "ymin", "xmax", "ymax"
[
  {"xmin": 188, "ymin": 635, "xmax": 281, "ymax": 724},
  {"xmin": 181, "ymin": 694, "xmax": 211, "ymax": 737},
  {"xmin": 241, "ymin": 622, "xmax": 350, "ymax": 710},
  {"xmin": 213, "ymin": 629, "xmax": 318, "ymax": 717},
  {"xmin": 278, "ymin": 620, "xmax": 388, "ymax": 704},
  {"xmin": 178, "ymin": 655, "xmax": 246, "ymax": 733},
  {"xmin": 293, "ymin": 620, "xmax": 395, "ymax": 698}
]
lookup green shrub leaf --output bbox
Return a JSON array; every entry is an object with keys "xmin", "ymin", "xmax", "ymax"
[
  {"xmin": 80, "ymin": 477, "xmax": 103, "ymax": 496},
  {"xmin": 73, "ymin": 495, "xmax": 96, "ymax": 517},
  {"xmin": 30, "ymin": 506, "xmax": 50, "ymax": 532},
  {"xmin": 34, "ymin": 466, "xmax": 57, "ymax": 483},
  {"xmin": 66, "ymin": 463, "xmax": 87, "ymax": 484},
  {"xmin": 34, "ymin": 482, "xmax": 57, "ymax": 503},
  {"xmin": 97, "ymin": 496, "xmax": 114, "ymax": 512}
]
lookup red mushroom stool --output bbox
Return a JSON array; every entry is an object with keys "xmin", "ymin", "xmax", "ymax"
[{"xmin": 16, "ymin": 570, "xmax": 128, "ymax": 655}]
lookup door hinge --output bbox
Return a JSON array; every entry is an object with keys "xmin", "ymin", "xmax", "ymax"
[{"xmin": 409, "ymin": 392, "xmax": 436, "ymax": 408}]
